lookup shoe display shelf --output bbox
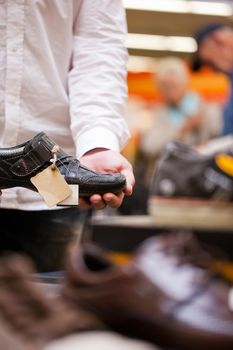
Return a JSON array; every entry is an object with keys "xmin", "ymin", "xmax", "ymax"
[
  {"xmin": 82, "ymin": 214, "xmax": 184, "ymax": 253},
  {"xmin": 83, "ymin": 211, "xmax": 233, "ymax": 263},
  {"xmin": 148, "ymin": 196, "xmax": 233, "ymax": 232}
]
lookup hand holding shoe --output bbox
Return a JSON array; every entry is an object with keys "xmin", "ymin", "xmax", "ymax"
[
  {"xmin": 80, "ymin": 148, "xmax": 135, "ymax": 209},
  {"xmin": 0, "ymin": 132, "xmax": 129, "ymax": 208}
]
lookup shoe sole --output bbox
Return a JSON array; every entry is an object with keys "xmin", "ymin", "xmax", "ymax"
[
  {"xmin": 148, "ymin": 196, "xmax": 233, "ymax": 231},
  {"xmin": 0, "ymin": 180, "xmax": 126, "ymax": 197}
]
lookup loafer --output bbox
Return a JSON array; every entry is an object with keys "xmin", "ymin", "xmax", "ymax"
[
  {"xmin": 0, "ymin": 132, "xmax": 126, "ymax": 197},
  {"xmin": 62, "ymin": 232, "xmax": 233, "ymax": 350}
]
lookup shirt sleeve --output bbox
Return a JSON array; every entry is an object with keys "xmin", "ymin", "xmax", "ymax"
[{"xmin": 68, "ymin": 0, "xmax": 130, "ymax": 159}]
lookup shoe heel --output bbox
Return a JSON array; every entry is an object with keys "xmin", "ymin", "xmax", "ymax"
[{"xmin": 57, "ymin": 185, "xmax": 79, "ymax": 207}]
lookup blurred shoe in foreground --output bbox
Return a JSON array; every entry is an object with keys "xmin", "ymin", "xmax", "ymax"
[
  {"xmin": 148, "ymin": 141, "xmax": 233, "ymax": 230},
  {"xmin": 63, "ymin": 232, "xmax": 233, "ymax": 350},
  {"xmin": 0, "ymin": 254, "xmax": 103, "ymax": 350}
]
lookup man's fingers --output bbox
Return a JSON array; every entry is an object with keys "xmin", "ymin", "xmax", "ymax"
[
  {"xmin": 89, "ymin": 194, "xmax": 106, "ymax": 210},
  {"xmin": 79, "ymin": 192, "xmax": 125, "ymax": 210},
  {"xmin": 121, "ymin": 168, "xmax": 135, "ymax": 196},
  {"xmin": 103, "ymin": 192, "xmax": 125, "ymax": 208}
]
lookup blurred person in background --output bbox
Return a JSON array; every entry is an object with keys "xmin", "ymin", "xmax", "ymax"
[
  {"xmin": 193, "ymin": 23, "xmax": 233, "ymax": 135},
  {"xmin": 119, "ymin": 56, "xmax": 222, "ymax": 216},
  {"xmin": 140, "ymin": 56, "xmax": 222, "ymax": 162}
]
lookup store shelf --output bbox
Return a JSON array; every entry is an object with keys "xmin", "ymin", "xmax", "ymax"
[
  {"xmin": 148, "ymin": 196, "xmax": 233, "ymax": 231},
  {"xmin": 83, "ymin": 214, "xmax": 169, "ymax": 252},
  {"xmin": 83, "ymin": 211, "xmax": 233, "ymax": 259}
]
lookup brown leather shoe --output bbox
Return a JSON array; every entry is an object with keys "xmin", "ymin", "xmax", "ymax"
[
  {"xmin": 0, "ymin": 254, "xmax": 103, "ymax": 350},
  {"xmin": 63, "ymin": 233, "xmax": 233, "ymax": 350}
]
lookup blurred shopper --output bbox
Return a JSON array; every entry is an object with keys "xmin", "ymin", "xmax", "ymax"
[
  {"xmin": 0, "ymin": 1, "xmax": 135, "ymax": 272},
  {"xmin": 119, "ymin": 57, "xmax": 222, "ymax": 215},
  {"xmin": 140, "ymin": 57, "xmax": 222, "ymax": 160},
  {"xmin": 194, "ymin": 23, "xmax": 233, "ymax": 135}
]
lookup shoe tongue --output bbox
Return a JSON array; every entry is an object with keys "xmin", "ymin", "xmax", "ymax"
[{"xmin": 23, "ymin": 132, "xmax": 56, "ymax": 154}]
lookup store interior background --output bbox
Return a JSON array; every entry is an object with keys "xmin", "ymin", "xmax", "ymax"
[{"xmin": 117, "ymin": 0, "xmax": 233, "ymax": 216}]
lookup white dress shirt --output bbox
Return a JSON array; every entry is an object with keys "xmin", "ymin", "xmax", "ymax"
[{"xmin": 0, "ymin": 0, "xmax": 130, "ymax": 210}]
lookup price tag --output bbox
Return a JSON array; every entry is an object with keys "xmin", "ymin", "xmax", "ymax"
[{"xmin": 30, "ymin": 165, "xmax": 72, "ymax": 208}]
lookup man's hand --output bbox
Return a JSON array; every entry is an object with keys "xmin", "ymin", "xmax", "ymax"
[{"xmin": 79, "ymin": 148, "xmax": 135, "ymax": 210}]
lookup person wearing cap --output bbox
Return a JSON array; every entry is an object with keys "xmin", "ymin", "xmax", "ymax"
[{"xmin": 194, "ymin": 23, "xmax": 233, "ymax": 135}]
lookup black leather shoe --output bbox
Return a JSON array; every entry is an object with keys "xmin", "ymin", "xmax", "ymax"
[
  {"xmin": 150, "ymin": 140, "xmax": 233, "ymax": 200},
  {"xmin": 0, "ymin": 132, "xmax": 126, "ymax": 196},
  {"xmin": 148, "ymin": 141, "xmax": 233, "ymax": 230}
]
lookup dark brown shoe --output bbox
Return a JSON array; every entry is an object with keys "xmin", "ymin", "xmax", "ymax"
[
  {"xmin": 0, "ymin": 132, "xmax": 126, "ymax": 197},
  {"xmin": 0, "ymin": 254, "xmax": 104, "ymax": 350},
  {"xmin": 63, "ymin": 233, "xmax": 233, "ymax": 350}
]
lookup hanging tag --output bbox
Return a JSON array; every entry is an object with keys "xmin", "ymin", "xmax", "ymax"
[
  {"xmin": 30, "ymin": 165, "xmax": 72, "ymax": 208},
  {"xmin": 57, "ymin": 184, "xmax": 79, "ymax": 206}
]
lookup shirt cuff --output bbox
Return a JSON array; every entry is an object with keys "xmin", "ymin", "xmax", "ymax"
[{"xmin": 75, "ymin": 127, "xmax": 121, "ymax": 159}]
